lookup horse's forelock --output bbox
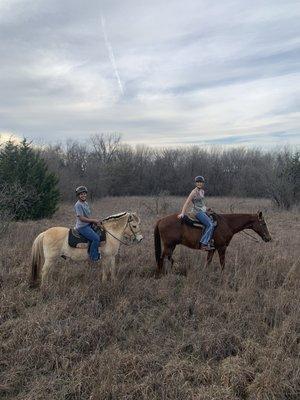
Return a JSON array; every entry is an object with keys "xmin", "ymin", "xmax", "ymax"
[{"xmin": 129, "ymin": 212, "xmax": 139, "ymax": 222}]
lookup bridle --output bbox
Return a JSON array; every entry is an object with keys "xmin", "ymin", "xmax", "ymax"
[
  {"xmin": 257, "ymin": 219, "xmax": 271, "ymax": 242},
  {"xmin": 240, "ymin": 218, "xmax": 270, "ymax": 243},
  {"xmin": 240, "ymin": 230, "xmax": 260, "ymax": 243},
  {"xmin": 104, "ymin": 213, "xmax": 142, "ymax": 246}
]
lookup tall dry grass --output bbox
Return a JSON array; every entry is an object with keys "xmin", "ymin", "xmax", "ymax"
[{"xmin": 0, "ymin": 196, "xmax": 299, "ymax": 400}]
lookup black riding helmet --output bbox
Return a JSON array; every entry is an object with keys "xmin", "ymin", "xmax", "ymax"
[
  {"xmin": 194, "ymin": 176, "xmax": 205, "ymax": 183},
  {"xmin": 75, "ymin": 186, "xmax": 88, "ymax": 196}
]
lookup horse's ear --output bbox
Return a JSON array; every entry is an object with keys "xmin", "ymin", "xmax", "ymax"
[
  {"xmin": 128, "ymin": 212, "xmax": 137, "ymax": 221},
  {"xmin": 257, "ymin": 210, "xmax": 263, "ymax": 220},
  {"xmin": 131, "ymin": 212, "xmax": 140, "ymax": 223}
]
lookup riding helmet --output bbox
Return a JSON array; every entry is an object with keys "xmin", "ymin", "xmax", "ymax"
[
  {"xmin": 75, "ymin": 186, "xmax": 88, "ymax": 195},
  {"xmin": 194, "ymin": 176, "xmax": 205, "ymax": 183}
]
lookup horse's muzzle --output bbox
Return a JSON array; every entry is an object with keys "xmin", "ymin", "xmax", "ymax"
[{"xmin": 135, "ymin": 235, "xmax": 143, "ymax": 243}]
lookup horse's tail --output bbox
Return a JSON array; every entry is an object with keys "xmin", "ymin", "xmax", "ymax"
[
  {"xmin": 154, "ymin": 222, "xmax": 162, "ymax": 266},
  {"xmin": 30, "ymin": 232, "xmax": 44, "ymax": 288}
]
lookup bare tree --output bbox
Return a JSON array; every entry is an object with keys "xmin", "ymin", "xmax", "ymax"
[
  {"xmin": 89, "ymin": 133, "xmax": 121, "ymax": 164},
  {"xmin": 37, "ymin": 136, "xmax": 299, "ymax": 208},
  {"xmin": 264, "ymin": 151, "xmax": 300, "ymax": 209}
]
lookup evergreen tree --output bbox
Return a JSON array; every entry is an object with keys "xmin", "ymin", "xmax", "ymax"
[{"xmin": 0, "ymin": 139, "xmax": 60, "ymax": 220}]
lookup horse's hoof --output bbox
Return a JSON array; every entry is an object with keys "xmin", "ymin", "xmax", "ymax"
[{"xmin": 29, "ymin": 281, "xmax": 40, "ymax": 289}]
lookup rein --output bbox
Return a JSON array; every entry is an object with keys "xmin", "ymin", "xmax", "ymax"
[
  {"xmin": 221, "ymin": 213, "xmax": 267, "ymax": 244},
  {"xmin": 240, "ymin": 230, "xmax": 260, "ymax": 243},
  {"xmin": 104, "ymin": 228, "xmax": 132, "ymax": 246}
]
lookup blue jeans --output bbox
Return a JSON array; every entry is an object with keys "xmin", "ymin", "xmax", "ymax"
[
  {"xmin": 77, "ymin": 225, "xmax": 101, "ymax": 261},
  {"xmin": 195, "ymin": 211, "xmax": 214, "ymax": 245}
]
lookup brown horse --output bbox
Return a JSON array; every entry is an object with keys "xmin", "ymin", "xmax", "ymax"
[{"xmin": 154, "ymin": 211, "xmax": 272, "ymax": 275}]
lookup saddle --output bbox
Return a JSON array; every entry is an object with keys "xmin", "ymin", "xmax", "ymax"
[
  {"xmin": 68, "ymin": 224, "xmax": 106, "ymax": 248},
  {"xmin": 182, "ymin": 212, "xmax": 218, "ymax": 229}
]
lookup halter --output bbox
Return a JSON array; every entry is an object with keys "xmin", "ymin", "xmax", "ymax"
[{"xmin": 104, "ymin": 213, "xmax": 141, "ymax": 246}]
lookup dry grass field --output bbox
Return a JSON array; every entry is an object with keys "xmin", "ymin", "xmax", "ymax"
[{"xmin": 0, "ymin": 196, "xmax": 299, "ymax": 400}]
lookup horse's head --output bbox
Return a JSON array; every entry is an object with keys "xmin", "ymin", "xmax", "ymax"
[
  {"xmin": 252, "ymin": 211, "xmax": 272, "ymax": 242},
  {"xmin": 123, "ymin": 212, "xmax": 143, "ymax": 244}
]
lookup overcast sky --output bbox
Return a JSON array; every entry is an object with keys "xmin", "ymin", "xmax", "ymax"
[{"xmin": 0, "ymin": 0, "xmax": 299, "ymax": 148}]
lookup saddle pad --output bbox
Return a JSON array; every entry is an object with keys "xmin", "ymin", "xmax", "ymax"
[
  {"xmin": 182, "ymin": 215, "xmax": 204, "ymax": 229},
  {"xmin": 68, "ymin": 226, "xmax": 106, "ymax": 248},
  {"xmin": 182, "ymin": 214, "xmax": 218, "ymax": 229}
]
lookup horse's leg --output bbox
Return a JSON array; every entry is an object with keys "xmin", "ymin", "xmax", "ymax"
[
  {"xmin": 156, "ymin": 249, "xmax": 165, "ymax": 277},
  {"xmin": 162, "ymin": 244, "xmax": 175, "ymax": 274},
  {"xmin": 41, "ymin": 257, "xmax": 54, "ymax": 287},
  {"xmin": 102, "ymin": 267, "xmax": 108, "ymax": 283},
  {"xmin": 101, "ymin": 256, "xmax": 116, "ymax": 282},
  {"xmin": 217, "ymin": 246, "xmax": 226, "ymax": 271},
  {"xmin": 110, "ymin": 256, "xmax": 117, "ymax": 282},
  {"xmin": 167, "ymin": 245, "xmax": 176, "ymax": 267},
  {"xmin": 100, "ymin": 257, "xmax": 109, "ymax": 283},
  {"xmin": 205, "ymin": 249, "xmax": 215, "ymax": 268},
  {"xmin": 156, "ymin": 248, "xmax": 168, "ymax": 276}
]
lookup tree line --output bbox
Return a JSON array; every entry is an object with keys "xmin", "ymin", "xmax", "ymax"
[
  {"xmin": 0, "ymin": 135, "xmax": 299, "ymax": 221},
  {"xmin": 42, "ymin": 134, "xmax": 299, "ymax": 207}
]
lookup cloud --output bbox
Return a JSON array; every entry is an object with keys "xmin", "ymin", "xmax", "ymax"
[
  {"xmin": 0, "ymin": 131, "xmax": 22, "ymax": 144},
  {"xmin": 0, "ymin": 0, "xmax": 299, "ymax": 148}
]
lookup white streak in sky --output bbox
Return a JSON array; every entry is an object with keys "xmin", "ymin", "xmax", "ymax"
[{"xmin": 101, "ymin": 15, "xmax": 124, "ymax": 95}]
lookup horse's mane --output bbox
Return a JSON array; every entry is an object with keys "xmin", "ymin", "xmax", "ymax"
[{"xmin": 102, "ymin": 212, "xmax": 127, "ymax": 222}]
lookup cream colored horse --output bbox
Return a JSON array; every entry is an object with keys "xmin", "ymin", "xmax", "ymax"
[{"xmin": 30, "ymin": 212, "xmax": 143, "ymax": 288}]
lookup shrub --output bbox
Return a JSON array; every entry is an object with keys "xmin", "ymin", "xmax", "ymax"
[
  {"xmin": 0, "ymin": 139, "xmax": 59, "ymax": 220},
  {"xmin": 267, "ymin": 151, "xmax": 300, "ymax": 209}
]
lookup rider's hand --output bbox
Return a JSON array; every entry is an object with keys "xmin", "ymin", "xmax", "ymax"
[{"xmin": 178, "ymin": 213, "xmax": 185, "ymax": 219}]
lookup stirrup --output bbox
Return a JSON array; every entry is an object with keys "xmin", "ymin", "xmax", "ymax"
[{"xmin": 200, "ymin": 243, "xmax": 215, "ymax": 251}]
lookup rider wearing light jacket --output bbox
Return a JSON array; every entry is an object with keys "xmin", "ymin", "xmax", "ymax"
[{"xmin": 178, "ymin": 176, "xmax": 215, "ymax": 251}]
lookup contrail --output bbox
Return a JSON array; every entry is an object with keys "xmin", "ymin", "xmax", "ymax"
[{"xmin": 101, "ymin": 15, "xmax": 124, "ymax": 95}]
